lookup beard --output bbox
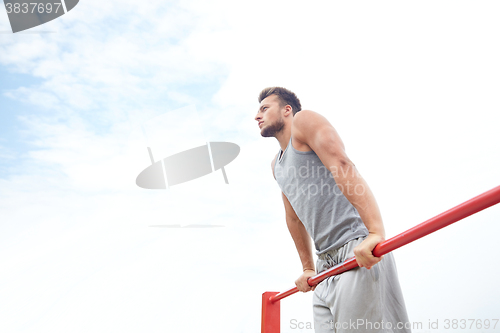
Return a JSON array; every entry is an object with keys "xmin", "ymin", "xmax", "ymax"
[{"xmin": 261, "ymin": 116, "xmax": 285, "ymax": 137}]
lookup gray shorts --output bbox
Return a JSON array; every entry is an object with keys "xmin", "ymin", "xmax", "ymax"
[{"xmin": 312, "ymin": 237, "xmax": 411, "ymax": 333}]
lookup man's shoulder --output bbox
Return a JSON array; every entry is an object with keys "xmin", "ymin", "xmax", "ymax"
[
  {"xmin": 290, "ymin": 110, "xmax": 326, "ymax": 152},
  {"xmin": 292, "ymin": 110, "xmax": 330, "ymax": 141},
  {"xmin": 292, "ymin": 110, "xmax": 330, "ymax": 130},
  {"xmin": 292, "ymin": 110, "xmax": 341, "ymax": 152}
]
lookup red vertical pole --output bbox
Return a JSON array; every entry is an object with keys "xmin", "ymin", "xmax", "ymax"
[{"xmin": 262, "ymin": 292, "xmax": 280, "ymax": 333}]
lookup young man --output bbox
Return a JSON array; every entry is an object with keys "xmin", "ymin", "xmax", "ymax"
[{"xmin": 255, "ymin": 87, "xmax": 411, "ymax": 333}]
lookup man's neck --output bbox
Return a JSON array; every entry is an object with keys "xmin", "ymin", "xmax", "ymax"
[{"xmin": 275, "ymin": 127, "xmax": 292, "ymax": 152}]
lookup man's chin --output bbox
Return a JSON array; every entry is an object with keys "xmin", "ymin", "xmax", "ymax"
[
  {"xmin": 261, "ymin": 123, "xmax": 284, "ymax": 138},
  {"xmin": 261, "ymin": 130, "xmax": 274, "ymax": 138}
]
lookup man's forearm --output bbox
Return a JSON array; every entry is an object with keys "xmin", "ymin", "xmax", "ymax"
[{"xmin": 286, "ymin": 218, "xmax": 315, "ymax": 271}]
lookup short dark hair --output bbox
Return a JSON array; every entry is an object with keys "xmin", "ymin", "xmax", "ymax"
[{"xmin": 258, "ymin": 87, "xmax": 302, "ymax": 115}]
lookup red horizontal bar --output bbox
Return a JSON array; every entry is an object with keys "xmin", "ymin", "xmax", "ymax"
[{"xmin": 270, "ymin": 184, "xmax": 500, "ymax": 303}]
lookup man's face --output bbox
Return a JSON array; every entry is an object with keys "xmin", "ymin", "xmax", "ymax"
[{"xmin": 255, "ymin": 95, "xmax": 286, "ymax": 137}]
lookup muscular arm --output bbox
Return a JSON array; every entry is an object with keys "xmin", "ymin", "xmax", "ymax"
[
  {"xmin": 272, "ymin": 156, "xmax": 316, "ymax": 291},
  {"xmin": 292, "ymin": 110, "xmax": 385, "ymax": 269},
  {"xmin": 282, "ymin": 192, "xmax": 315, "ymax": 272}
]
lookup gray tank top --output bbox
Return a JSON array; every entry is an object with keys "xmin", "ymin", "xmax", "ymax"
[{"xmin": 274, "ymin": 136, "xmax": 368, "ymax": 255}]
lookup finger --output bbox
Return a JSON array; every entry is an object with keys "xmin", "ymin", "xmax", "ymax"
[{"xmin": 365, "ymin": 257, "xmax": 383, "ymax": 269}]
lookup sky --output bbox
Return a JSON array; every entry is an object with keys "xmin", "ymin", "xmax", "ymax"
[{"xmin": 1, "ymin": 1, "xmax": 500, "ymax": 332}]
